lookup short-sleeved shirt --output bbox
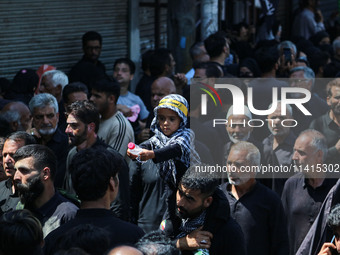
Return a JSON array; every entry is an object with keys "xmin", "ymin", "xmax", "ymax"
[{"xmin": 117, "ymin": 91, "xmax": 149, "ymax": 120}]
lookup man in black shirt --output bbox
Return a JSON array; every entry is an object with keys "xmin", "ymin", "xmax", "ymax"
[
  {"xmin": 162, "ymin": 166, "xmax": 246, "ymax": 255},
  {"xmin": 64, "ymin": 100, "xmax": 130, "ymax": 221},
  {"xmin": 223, "ymin": 141, "xmax": 289, "ymax": 255},
  {"xmin": 44, "ymin": 146, "xmax": 144, "ymax": 255},
  {"xmin": 28, "ymin": 93, "xmax": 69, "ymax": 188},
  {"xmin": 13, "ymin": 144, "xmax": 78, "ymax": 237},
  {"xmin": 70, "ymin": 31, "xmax": 106, "ymax": 73},
  {"xmin": 310, "ymin": 78, "xmax": 340, "ymax": 164},
  {"xmin": 262, "ymin": 101, "xmax": 296, "ymax": 195},
  {"xmin": 281, "ymin": 129, "xmax": 337, "ymax": 255},
  {"xmin": 0, "ymin": 132, "xmax": 36, "ymax": 215}
]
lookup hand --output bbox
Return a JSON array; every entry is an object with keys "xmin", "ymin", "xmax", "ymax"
[
  {"xmin": 137, "ymin": 128, "xmax": 151, "ymax": 143},
  {"xmin": 138, "ymin": 149, "xmax": 155, "ymax": 161},
  {"xmin": 173, "ymin": 73, "xmax": 188, "ymax": 90},
  {"xmin": 176, "ymin": 226, "xmax": 213, "ymax": 251},
  {"xmin": 27, "ymin": 128, "xmax": 41, "ymax": 138},
  {"xmin": 318, "ymin": 242, "xmax": 336, "ymax": 255},
  {"xmin": 315, "ymin": 9, "xmax": 324, "ymax": 23},
  {"xmin": 279, "ymin": 53, "xmax": 296, "ymax": 75},
  {"xmin": 127, "ymin": 149, "xmax": 138, "ymax": 160},
  {"xmin": 335, "ymin": 139, "xmax": 340, "ymax": 152},
  {"xmin": 117, "ymin": 104, "xmax": 133, "ymax": 117}
]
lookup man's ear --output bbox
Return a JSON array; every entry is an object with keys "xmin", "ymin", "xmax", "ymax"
[
  {"xmin": 108, "ymin": 94, "xmax": 116, "ymax": 104},
  {"xmin": 9, "ymin": 121, "xmax": 18, "ymax": 132},
  {"xmin": 55, "ymin": 84, "xmax": 62, "ymax": 97},
  {"xmin": 109, "ymin": 177, "xmax": 115, "ymax": 191},
  {"xmin": 87, "ymin": 122, "xmax": 95, "ymax": 133},
  {"xmin": 109, "ymin": 175, "xmax": 119, "ymax": 190},
  {"xmin": 316, "ymin": 149, "xmax": 323, "ymax": 163},
  {"xmin": 42, "ymin": 167, "xmax": 51, "ymax": 181},
  {"xmin": 204, "ymin": 196, "xmax": 213, "ymax": 208}
]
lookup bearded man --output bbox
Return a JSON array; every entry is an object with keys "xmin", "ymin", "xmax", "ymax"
[
  {"xmin": 28, "ymin": 93, "xmax": 69, "ymax": 188},
  {"xmin": 13, "ymin": 144, "xmax": 77, "ymax": 237}
]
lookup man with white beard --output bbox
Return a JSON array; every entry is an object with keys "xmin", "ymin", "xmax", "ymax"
[
  {"xmin": 28, "ymin": 93, "xmax": 69, "ymax": 188},
  {"xmin": 223, "ymin": 105, "xmax": 264, "ymax": 165},
  {"xmin": 221, "ymin": 141, "xmax": 289, "ymax": 255},
  {"xmin": 262, "ymin": 101, "xmax": 296, "ymax": 196}
]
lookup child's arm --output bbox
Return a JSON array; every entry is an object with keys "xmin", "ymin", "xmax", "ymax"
[{"xmin": 141, "ymin": 144, "xmax": 182, "ymax": 163}]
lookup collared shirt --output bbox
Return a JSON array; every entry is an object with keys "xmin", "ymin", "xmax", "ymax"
[
  {"xmin": 310, "ymin": 111, "xmax": 340, "ymax": 163},
  {"xmin": 222, "ymin": 181, "xmax": 289, "ymax": 255},
  {"xmin": 291, "ymin": 93, "xmax": 329, "ymax": 136},
  {"xmin": 262, "ymin": 132, "xmax": 297, "ymax": 195},
  {"xmin": 0, "ymin": 178, "xmax": 19, "ymax": 215},
  {"xmin": 27, "ymin": 191, "xmax": 78, "ymax": 237},
  {"xmin": 281, "ymin": 173, "xmax": 337, "ymax": 255},
  {"xmin": 263, "ymin": 132, "xmax": 296, "ymax": 166}
]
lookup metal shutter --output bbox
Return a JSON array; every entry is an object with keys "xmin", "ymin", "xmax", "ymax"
[
  {"xmin": 139, "ymin": 0, "xmax": 168, "ymax": 53},
  {"xmin": 0, "ymin": 0, "xmax": 128, "ymax": 80}
]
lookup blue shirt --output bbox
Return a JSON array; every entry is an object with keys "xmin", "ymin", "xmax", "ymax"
[{"xmin": 117, "ymin": 91, "xmax": 149, "ymax": 120}]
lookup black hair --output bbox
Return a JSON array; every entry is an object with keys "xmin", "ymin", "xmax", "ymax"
[
  {"xmin": 70, "ymin": 146, "xmax": 121, "ymax": 201},
  {"xmin": 91, "ymin": 79, "xmax": 120, "ymax": 104},
  {"xmin": 55, "ymin": 224, "xmax": 110, "ymax": 255},
  {"xmin": 62, "ymin": 82, "xmax": 89, "ymax": 104},
  {"xmin": 150, "ymin": 48, "xmax": 172, "ymax": 77},
  {"xmin": 68, "ymin": 101, "xmax": 100, "ymax": 133},
  {"xmin": 308, "ymin": 50, "xmax": 330, "ymax": 75},
  {"xmin": 0, "ymin": 209, "xmax": 43, "ymax": 255},
  {"xmin": 255, "ymin": 46, "xmax": 279, "ymax": 74},
  {"xmin": 6, "ymin": 131, "xmax": 36, "ymax": 145},
  {"xmin": 179, "ymin": 165, "xmax": 219, "ymax": 196},
  {"xmin": 82, "ymin": 31, "xmax": 102, "ymax": 47},
  {"xmin": 193, "ymin": 62, "xmax": 223, "ymax": 78},
  {"xmin": 136, "ymin": 231, "xmax": 180, "ymax": 255},
  {"xmin": 141, "ymin": 49, "xmax": 155, "ymax": 72},
  {"xmin": 204, "ymin": 31, "xmax": 227, "ymax": 59},
  {"xmin": 13, "ymin": 144, "xmax": 57, "ymax": 180},
  {"xmin": 114, "ymin": 58, "xmax": 136, "ymax": 75},
  {"xmin": 0, "ymin": 116, "xmax": 12, "ymax": 137}
]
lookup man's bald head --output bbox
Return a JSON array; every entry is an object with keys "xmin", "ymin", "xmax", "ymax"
[
  {"xmin": 151, "ymin": 77, "xmax": 176, "ymax": 108},
  {"xmin": 1, "ymin": 102, "xmax": 32, "ymax": 131},
  {"xmin": 107, "ymin": 246, "xmax": 143, "ymax": 255}
]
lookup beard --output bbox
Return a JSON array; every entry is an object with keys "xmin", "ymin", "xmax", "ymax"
[
  {"xmin": 68, "ymin": 127, "xmax": 87, "ymax": 146},
  {"xmin": 176, "ymin": 204, "xmax": 205, "ymax": 220},
  {"xmin": 16, "ymin": 174, "xmax": 44, "ymax": 208},
  {"xmin": 269, "ymin": 125, "xmax": 289, "ymax": 137},
  {"xmin": 38, "ymin": 125, "xmax": 58, "ymax": 135},
  {"xmin": 330, "ymin": 103, "xmax": 340, "ymax": 116},
  {"xmin": 227, "ymin": 174, "xmax": 251, "ymax": 186},
  {"xmin": 228, "ymin": 131, "xmax": 251, "ymax": 144}
]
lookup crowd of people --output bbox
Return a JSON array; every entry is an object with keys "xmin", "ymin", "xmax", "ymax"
[{"xmin": 0, "ymin": 0, "xmax": 340, "ymax": 254}]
